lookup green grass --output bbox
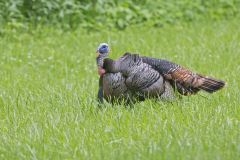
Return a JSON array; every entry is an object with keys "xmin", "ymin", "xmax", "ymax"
[{"xmin": 0, "ymin": 19, "xmax": 240, "ymax": 160}]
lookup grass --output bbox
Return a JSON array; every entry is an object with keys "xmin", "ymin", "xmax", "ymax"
[{"xmin": 0, "ymin": 19, "xmax": 240, "ymax": 160}]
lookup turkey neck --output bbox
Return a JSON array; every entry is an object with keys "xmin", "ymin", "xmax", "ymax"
[{"xmin": 96, "ymin": 54, "xmax": 107, "ymax": 68}]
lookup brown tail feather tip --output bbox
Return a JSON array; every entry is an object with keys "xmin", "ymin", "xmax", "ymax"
[{"xmin": 200, "ymin": 77, "xmax": 225, "ymax": 93}]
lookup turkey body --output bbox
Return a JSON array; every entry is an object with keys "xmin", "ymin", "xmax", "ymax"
[
  {"xmin": 100, "ymin": 52, "xmax": 225, "ymax": 103},
  {"xmin": 99, "ymin": 53, "xmax": 176, "ymax": 103}
]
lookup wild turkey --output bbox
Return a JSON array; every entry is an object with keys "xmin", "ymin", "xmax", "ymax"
[
  {"xmin": 96, "ymin": 43, "xmax": 175, "ymax": 103},
  {"xmin": 96, "ymin": 43, "xmax": 225, "ymax": 103}
]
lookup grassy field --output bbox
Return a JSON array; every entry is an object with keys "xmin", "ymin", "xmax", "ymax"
[{"xmin": 0, "ymin": 19, "xmax": 240, "ymax": 160}]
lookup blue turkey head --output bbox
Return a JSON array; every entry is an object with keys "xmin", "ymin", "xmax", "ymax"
[
  {"xmin": 97, "ymin": 43, "xmax": 110, "ymax": 54},
  {"xmin": 96, "ymin": 43, "xmax": 110, "ymax": 67}
]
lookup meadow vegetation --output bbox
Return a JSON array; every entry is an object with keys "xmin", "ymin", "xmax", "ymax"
[
  {"xmin": 1, "ymin": 0, "xmax": 240, "ymax": 29},
  {"xmin": 0, "ymin": 0, "xmax": 240, "ymax": 159}
]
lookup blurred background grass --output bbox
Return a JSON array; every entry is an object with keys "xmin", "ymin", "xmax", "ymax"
[{"xmin": 0, "ymin": 0, "xmax": 240, "ymax": 30}]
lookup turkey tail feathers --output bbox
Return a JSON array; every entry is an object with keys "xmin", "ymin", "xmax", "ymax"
[{"xmin": 198, "ymin": 75, "xmax": 225, "ymax": 93}]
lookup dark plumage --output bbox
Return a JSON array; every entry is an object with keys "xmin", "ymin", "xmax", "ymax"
[
  {"xmin": 103, "ymin": 53, "xmax": 174, "ymax": 98},
  {"xmin": 96, "ymin": 43, "xmax": 225, "ymax": 104},
  {"xmin": 96, "ymin": 44, "xmax": 175, "ymax": 104}
]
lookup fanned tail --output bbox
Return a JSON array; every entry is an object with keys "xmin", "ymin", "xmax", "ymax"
[{"xmin": 198, "ymin": 75, "xmax": 225, "ymax": 93}]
